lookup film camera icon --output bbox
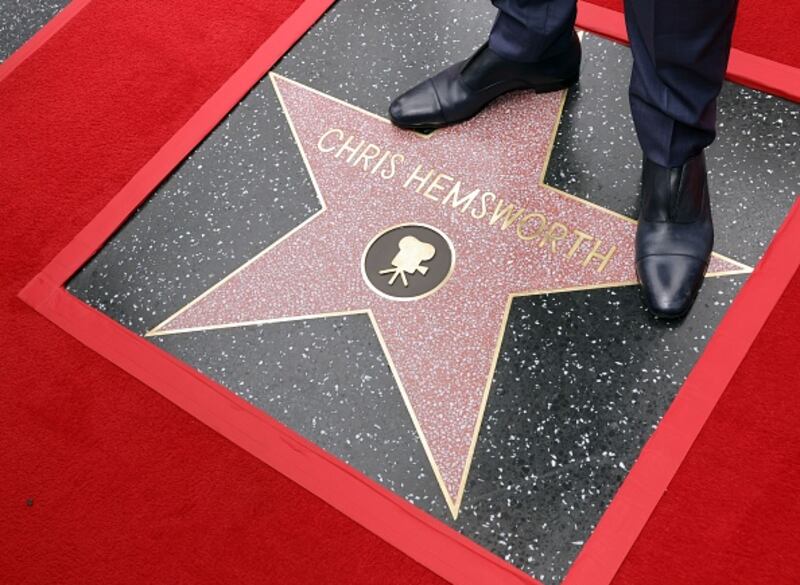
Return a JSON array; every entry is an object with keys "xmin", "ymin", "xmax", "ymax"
[{"xmin": 379, "ymin": 235, "xmax": 436, "ymax": 287}]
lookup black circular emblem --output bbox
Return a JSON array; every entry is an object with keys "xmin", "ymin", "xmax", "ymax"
[{"xmin": 362, "ymin": 224, "xmax": 454, "ymax": 300}]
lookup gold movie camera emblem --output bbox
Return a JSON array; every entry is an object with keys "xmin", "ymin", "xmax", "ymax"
[{"xmin": 362, "ymin": 224, "xmax": 454, "ymax": 300}]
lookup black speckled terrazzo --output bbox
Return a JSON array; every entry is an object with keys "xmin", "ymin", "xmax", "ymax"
[
  {"xmin": 0, "ymin": 0, "xmax": 68, "ymax": 62},
  {"xmin": 156, "ymin": 315, "xmax": 449, "ymax": 516},
  {"xmin": 66, "ymin": 1, "xmax": 799, "ymax": 583}
]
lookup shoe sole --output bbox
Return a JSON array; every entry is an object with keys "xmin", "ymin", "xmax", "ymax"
[{"xmin": 388, "ymin": 75, "xmax": 580, "ymax": 132}]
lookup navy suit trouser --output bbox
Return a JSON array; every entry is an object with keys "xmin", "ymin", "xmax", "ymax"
[{"xmin": 489, "ymin": 0, "xmax": 739, "ymax": 167}]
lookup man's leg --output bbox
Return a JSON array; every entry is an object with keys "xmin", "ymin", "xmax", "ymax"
[
  {"xmin": 625, "ymin": 0, "xmax": 739, "ymax": 318},
  {"xmin": 624, "ymin": 0, "xmax": 739, "ymax": 167},
  {"xmin": 388, "ymin": 0, "xmax": 580, "ymax": 130},
  {"xmin": 489, "ymin": 0, "xmax": 577, "ymax": 63}
]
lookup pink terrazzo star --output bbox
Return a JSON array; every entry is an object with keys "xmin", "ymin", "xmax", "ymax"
[{"xmin": 149, "ymin": 73, "xmax": 749, "ymax": 517}]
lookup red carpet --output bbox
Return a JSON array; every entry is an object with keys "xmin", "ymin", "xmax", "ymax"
[
  {"xmin": 586, "ymin": 0, "xmax": 800, "ymax": 69},
  {"xmin": 1, "ymin": 1, "xmax": 798, "ymax": 584}
]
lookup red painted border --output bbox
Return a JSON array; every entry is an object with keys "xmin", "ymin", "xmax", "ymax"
[
  {"xmin": 576, "ymin": 1, "xmax": 800, "ymax": 102},
  {"xmin": 0, "ymin": 0, "xmax": 93, "ymax": 84},
  {"xmin": 12, "ymin": 1, "xmax": 800, "ymax": 585}
]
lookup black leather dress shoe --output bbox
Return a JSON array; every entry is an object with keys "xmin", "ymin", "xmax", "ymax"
[
  {"xmin": 635, "ymin": 152, "xmax": 714, "ymax": 319},
  {"xmin": 388, "ymin": 33, "xmax": 581, "ymax": 130}
]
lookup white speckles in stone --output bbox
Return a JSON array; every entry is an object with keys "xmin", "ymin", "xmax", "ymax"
[{"xmin": 0, "ymin": 0, "xmax": 67, "ymax": 62}]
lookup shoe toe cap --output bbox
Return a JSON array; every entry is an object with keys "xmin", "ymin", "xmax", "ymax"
[
  {"xmin": 388, "ymin": 80, "xmax": 444, "ymax": 127},
  {"xmin": 636, "ymin": 255, "xmax": 707, "ymax": 319}
]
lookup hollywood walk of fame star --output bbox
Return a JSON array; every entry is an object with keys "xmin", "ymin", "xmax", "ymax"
[{"xmin": 147, "ymin": 72, "xmax": 750, "ymax": 518}]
